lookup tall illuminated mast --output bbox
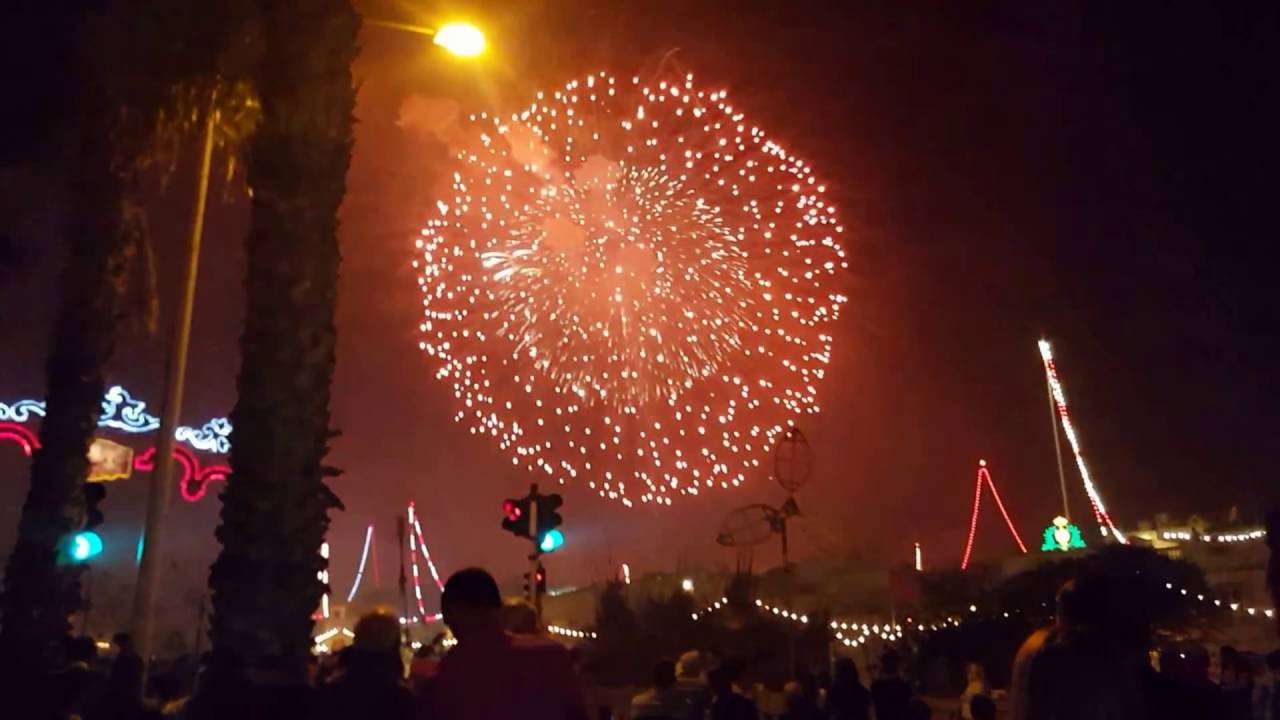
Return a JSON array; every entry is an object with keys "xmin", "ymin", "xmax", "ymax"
[{"xmin": 1037, "ymin": 340, "xmax": 1126, "ymax": 543}]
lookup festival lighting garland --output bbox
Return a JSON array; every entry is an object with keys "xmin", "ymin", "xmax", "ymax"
[
  {"xmin": 415, "ymin": 70, "xmax": 848, "ymax": 507},
  {"xmin": 1, "ymin": 386, "xmax": 232, "ymax": 455},
  {"xmin": 0, "ymin": 422, "xmax": 39, "ymax": 456},
  {"xmin": 130, "ymin": 446, "xmax": 230, "ymax": 502},
  {"xmin": 346, "ymin": 524, "xmax": 375, "ymax": 603},
  {"xmin": 2, "ymin": 387, "xmax": 233, "ymax": 502},
  {"xmin": 959, "ymin": 460, "xmax": 1028, "ymax": 570},
  {"xmin": 407, "ymin": 502, "xmax": 445, "ymax": 622},
  {"xmin": 1038, "ymin": 341, "xmax": 1125, "ymax": 543}
]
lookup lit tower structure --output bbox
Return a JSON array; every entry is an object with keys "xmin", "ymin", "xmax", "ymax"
[{"xmin": 1038, "ymin": 339, "xmax": 1126, "ymax": 544}]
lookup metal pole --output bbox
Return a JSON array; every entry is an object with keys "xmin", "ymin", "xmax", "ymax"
[
  {"xmin": 193, "ymin": 594, "xmax": 206, "ymax": 661},
  {"xmin": 130, "ymin": 97, "xmax": 217, "ymax": 671},
  {"xmin": 1046, "ymin": 374, "xmax": 1071, "ymax": 519},
  {"xmin": 80, "ymin": 565, "xmax": 93, "ymax": 636},
  {"xmin": 528, "ymin": 483, "xmax": 540, "ymax": 626},
  {"xmin": 397, "ymin": 515, "xmax": 409, "ymax": 645}
]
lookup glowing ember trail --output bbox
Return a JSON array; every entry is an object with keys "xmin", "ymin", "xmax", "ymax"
[{"xmin": 415, "ymin": 70, "xmax": 848, "ymax": 506}]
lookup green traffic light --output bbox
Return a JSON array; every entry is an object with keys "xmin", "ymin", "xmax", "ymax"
[
  {"xmin": 538, "ymin": 528, "xmax": 564, "ymax": 553},
  {"xmin": 70, "ymin": 531, "xmax": 103, "ymax": 562}
]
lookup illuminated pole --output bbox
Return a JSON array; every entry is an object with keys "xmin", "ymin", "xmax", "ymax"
[
  {"xmin": 131, "ymin": 97, "xmax": 217, "ymax": 668},
  {"xmin": 1038, "ymin": 340, "xmax": 1126, "ymax": 543},
  {"xmin": 1045, "ymin": 374, "xmax": 1071, "ymax": 520}
]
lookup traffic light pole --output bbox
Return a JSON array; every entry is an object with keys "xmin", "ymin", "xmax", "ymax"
[{"xmin": 528, "ymin": 483, "xmax": 542, "ymax": 627}]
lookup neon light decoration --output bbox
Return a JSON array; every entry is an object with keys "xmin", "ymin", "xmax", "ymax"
[
  {"xmin": 1038, "ymin": 340, "xmax": 1126, "ymax": 543},
  {"xmin": 132, "ymin": 446, "xmax": 230, "ymax": 503},
  {"xmin": 960, "ymin": 459, "xmax": 1028, "ymax": 570},
  {"xmin": 346, "ymin": 524, "xmax": 375, "ymax": 603},
  {"xmin": 406, "ymin": 502, "xmax": 445, "ymax": 622},
  {"xmin": 0, "ymin": 422, "xmax": 40, "ymax": 456},
  {"xmin": 1041, "ymin": 516, "xmax": 1086, "ymax": 552},
  {"xmin": 2, "ymin": 386, "xmax": 232, "ymax": 455},
  {"xmin": 318, "ymin": 541, "xmax": 331, "ymax": 620},
  {"xmin": 0, "ymin": 398, "xmax": 45, "ymax": 423}
]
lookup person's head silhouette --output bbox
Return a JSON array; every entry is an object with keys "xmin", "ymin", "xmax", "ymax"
[{"xmin": 441, "ymin": 567, "xmax": 503, "ymax": 641}]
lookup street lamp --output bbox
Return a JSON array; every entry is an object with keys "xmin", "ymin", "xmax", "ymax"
[
  {"xmin": 366, "ymin": 18, "xmax": 488, "ymax": 59},
  {"xmin": 433, "ymin": 22, "xmax": 486, "ymax": 58}
]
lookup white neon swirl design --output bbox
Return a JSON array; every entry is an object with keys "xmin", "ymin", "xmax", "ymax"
[{"xmin": 2, "ymin": 385, "xmax": 232, "ymax": 454}]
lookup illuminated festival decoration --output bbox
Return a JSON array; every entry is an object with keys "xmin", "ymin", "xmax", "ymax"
[
  {"xmin": 3, "ymin": 386, "xmax": 232, "ymax": 502},
  {"xmin": 415, "ymin": 70, "xmax": 848, "ymax": 506},
  {"xmin": 546, "ymin": 624, "xmax": 597, "ymax": 640},
  {"xmin": 0, "ymin": 398, "xmax": 44, "ymax": 423},
  {"xmin": 1041, "ymin": 516, "xmax": 1086, "ymax": 552},
  {"xmin": 1038, "ymin": 340, "xmax": 1126, "ymax": 543},
  {"xmin": 959, "ymin": 460, "xmax": 1028, "ymax": 570},
  {"xmin": 318, "ymin": 541, "xmax": 331, "ymax": 619},
  {"xmin": 0, "ymin": 422, "xmax": 39, "ymax": 456},
  {"xmin": 2, "ymin": 386, "xmax": 232, "ymax": 455},
  {"xmin": 346, "ymin": 523, "xmax": 375, "ymax": 603},
  {"xmin": 132, "ymin": 446, "xmax": 230, "ymax": 503},
  {"xmin": 407, "ymin": 502, "xmax": 445, "ymax": 622}
]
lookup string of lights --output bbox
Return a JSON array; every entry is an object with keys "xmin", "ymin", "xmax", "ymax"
[
  {"xmin": 406, "ymin": 502, "xmax": 445, "ymax": 622},
  {"xmin": 346, "ymin": 524, "xmax": 375, "ymax": 603},
  {"xmin": 960, "ymin": 460, "xmax": 1028, "ymax": 570},
  {"xmin": 1, "ymin": 386, "xmax": 232, "ymax": 454},
  {"xmin": 1038, "ymin": 340, "xmax": 1126, "ymax": 543}
]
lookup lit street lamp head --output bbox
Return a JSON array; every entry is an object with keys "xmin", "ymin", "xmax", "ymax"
[{"xmin": 433, "ymin": 22, "xmax": 486, "ymax": 58}]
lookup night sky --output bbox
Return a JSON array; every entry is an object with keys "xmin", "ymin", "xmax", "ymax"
[{"xmin": 1, "ymin": 1, "xmax": 1277, "ymax": 607}]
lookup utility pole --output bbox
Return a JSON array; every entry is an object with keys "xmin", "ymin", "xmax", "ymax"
[
  {"xmin": 397, "ymin": 514, "xmax": 409, "ymax": 646},
  {"xmin": 528, "ymin": 483, "xmax": 542, "ymax": 627},
  {"xmin": 131, "ymin": 96, "xmax": 218, "ymax": 671}
]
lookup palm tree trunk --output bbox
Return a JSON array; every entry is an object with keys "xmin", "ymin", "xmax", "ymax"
[
  {"xmin": 207, "ymin": 0, "xmax": 358, "ymax": 686},
  {"xmin": 0, "ymin": 75, "xmax": 144, "ymax": 683}
]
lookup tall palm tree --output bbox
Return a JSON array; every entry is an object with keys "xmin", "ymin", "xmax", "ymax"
[
  {"xmin": 206, "ymin": 0, "xmax": 359, "ymax": 685},
  {"xmin": 0, "ymin": 1, "xmax": 253, "ymax": 690},
  {"xmin": 0, "ymin": 9, "xmax": 158, "ymax": 684}
]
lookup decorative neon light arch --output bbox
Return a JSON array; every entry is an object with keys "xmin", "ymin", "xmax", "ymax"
[
  {"xmin": 0, "ymin": 422, "xmax": 40, "ymax": 456},
  {"xmin": 2, "ymin": 386, "xmax": 232, "ymax": 502},
  {"xmin": 1, "ymin": 385, "xmax": 232, "ymax": 455}
]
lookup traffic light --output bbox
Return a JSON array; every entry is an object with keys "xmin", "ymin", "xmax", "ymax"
[
  {"xmin": 523, "ymin": 563, "xmax": 547, "ymax": 597},
  {"xmin": 538, "ymin": 529, "xmax": 564, "ymax": 553},
  {"xmin": 534, "ymin": 493, "xmax": 563, "ymax": 552},
  {"xmin": 68, "ymin": 531, "xmax": 103, "ymax": 562},
  {"xmin": 501, "ymin": 496, "xmax": 531, "ymax": 539},
  {"xmin": 84, "ymin": 483, "xmax": 106, "ymax": 531}
]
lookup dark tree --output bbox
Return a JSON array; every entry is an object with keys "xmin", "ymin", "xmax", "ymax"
[
  {"xmin": 584, "ymin": 580, "xmax": 648, "ymax": 686},
  {"xmin": 205, "ymin": 0, "xmax": 358, "ymax": 688}
]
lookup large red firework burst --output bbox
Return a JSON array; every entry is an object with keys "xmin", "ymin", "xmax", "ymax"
[{"xmin": 414, "ymin": 70, "xmax": 847, "ymax": 507}]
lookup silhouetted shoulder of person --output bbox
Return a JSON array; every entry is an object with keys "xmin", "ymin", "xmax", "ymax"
[
  {"xmin": 313, "ymin": 660, "xmax": 415, "ymax": 720},
  {"xmin": 870, "ymin": 676, "xmax": 911, "ymax": 720},
  {"xmin": 709, "ymin": 691, "xmax": 758, "ymax": 720}
]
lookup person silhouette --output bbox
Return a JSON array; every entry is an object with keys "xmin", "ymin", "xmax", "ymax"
[{"xmin": 430, "ymin": 567, "xmax": 588, "ymax": 720}]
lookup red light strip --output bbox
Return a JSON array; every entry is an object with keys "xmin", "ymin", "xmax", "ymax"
[{"xmin": 960, "ymin": 460, "xmax": 1028, "ymax": 570}]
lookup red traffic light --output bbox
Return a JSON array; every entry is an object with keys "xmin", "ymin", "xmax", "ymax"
[{"xmin": 503, "ymin": 499, "xmax": 523, "ymax": 522}]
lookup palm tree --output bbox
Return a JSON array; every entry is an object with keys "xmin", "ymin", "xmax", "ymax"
[
  {"xmin": 205, "ymin": 0, "xmax": 359, "ymax": 685},
  {"xmin": 0, "ymin": 9, "xmax": 160, "ymax": 684},
  {"xmin": 0, "ymin": 1, "xmax": 254, "ymax": 690}
]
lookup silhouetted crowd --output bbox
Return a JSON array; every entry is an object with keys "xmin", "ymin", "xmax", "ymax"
[{"xmin": 34, "ymin": 566, "xmax": 1280, "ymax": 720}]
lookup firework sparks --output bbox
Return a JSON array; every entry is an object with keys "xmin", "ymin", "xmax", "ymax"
[{"xmin": 414, "ymin": 70, "xmax": 848, "ymax": 506}]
